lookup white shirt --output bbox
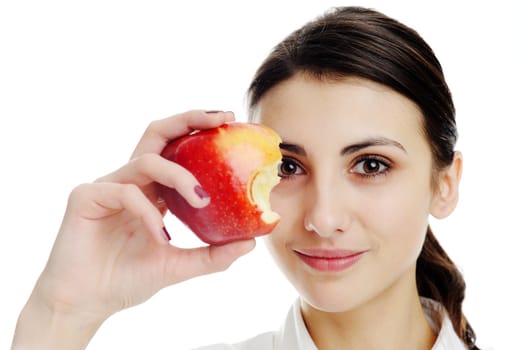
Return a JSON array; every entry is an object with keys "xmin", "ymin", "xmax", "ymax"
[{"xmin": 194, "ymin": 298, "xmax": 467, "ymax": 350}]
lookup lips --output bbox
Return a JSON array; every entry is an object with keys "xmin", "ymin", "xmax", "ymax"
[{"xmin": 294, "ymin": 248, "xmax": 367, "ymax": 272}]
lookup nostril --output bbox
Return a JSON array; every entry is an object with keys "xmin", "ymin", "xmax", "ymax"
[
  {"xmin": 304, "ymin": 221, "xmax": 334, "ymax": 238},
  {"xmin": 305, "ymin": 222, "xmax": 317, "ymax": 232}
]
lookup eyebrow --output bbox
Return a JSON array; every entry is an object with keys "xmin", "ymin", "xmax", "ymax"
[
  {"xmin": 279, "ymin": 137, "xmax": 406, "ymax": 157},
  {"xmin": 340, "ymin": 137, "xmax": 407, "ymax": 156},
  {"xmin": 279, "ymin": 142, "xmax": 307, "ymax": 156}
]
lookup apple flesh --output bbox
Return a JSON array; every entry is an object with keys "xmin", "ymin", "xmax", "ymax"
[{"xmin": 159, "ymin": 122, "xmax": 282, "ymax": 245}]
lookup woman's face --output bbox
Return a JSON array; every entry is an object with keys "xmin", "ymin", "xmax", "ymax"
[{"xmin": 253, "ymin": 74, "xmax": 440, "ymax": 313}]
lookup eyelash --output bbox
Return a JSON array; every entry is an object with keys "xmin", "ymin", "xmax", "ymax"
[
  {"xmin": 277, "ymin": 157, "xmax": 305, "ymax": 181},
  {"xmin": 350, "ymin": 155, "xmax": 392, "ymax": 179},
  {"xmin": 277, "ymin": 155, "xmax": 392, "ymax": 181}
]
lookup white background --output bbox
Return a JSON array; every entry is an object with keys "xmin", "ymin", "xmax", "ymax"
[{"xmin": 1, "ymin": 1, "xmax": 524, "ymax": 349}]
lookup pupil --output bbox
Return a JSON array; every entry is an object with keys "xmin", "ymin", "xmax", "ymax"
[
  {"xmin": 282, "ymin": 162, "xmax": 296, "ymax": 174},
  {"xmin": 365, "ymin": 160, "xmax": 379, "ymax": 173}
]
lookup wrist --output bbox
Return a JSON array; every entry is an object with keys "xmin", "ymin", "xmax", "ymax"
[{"xmin": 12, "ymin": 290, "xmax": 105, "ymax": 350}]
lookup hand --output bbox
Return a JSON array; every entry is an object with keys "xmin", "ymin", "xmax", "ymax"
[{"xmin": 12, "ymin": 110, "xmax": 256, "ymax": 349}]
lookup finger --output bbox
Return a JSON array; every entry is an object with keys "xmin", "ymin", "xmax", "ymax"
[
  {"xmin": 67, "ymin": 182, "xmax": 169, "ymax": 244},
  {"xmin": 162, "ymin": 239, "xmax": 256, "ymax": 285},
  {"xmin": 131, "ymin": 110, "xmax": 235, "ymax": 159},
  {"xmin": 96, "ymin": 153, "xmax": 209, "ymax": 209}
]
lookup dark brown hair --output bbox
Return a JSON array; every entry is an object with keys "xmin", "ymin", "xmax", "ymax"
[{"xmin": 247, "ymin": 6, "xmax": 478, "ymax": 349}]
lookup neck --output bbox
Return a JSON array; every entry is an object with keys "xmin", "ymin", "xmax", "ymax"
[{"xmin": 301, "ymin": 265, "xmax": 436, "ymax": 350}]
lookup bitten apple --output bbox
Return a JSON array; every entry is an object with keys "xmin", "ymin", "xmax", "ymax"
[{"xmin": 159, "ymin": 122, "xmax": 282, "ymax": 245}]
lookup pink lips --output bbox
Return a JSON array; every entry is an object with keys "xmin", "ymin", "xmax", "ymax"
[{"xmin": 294, "ymin": 249, "xmax": 367, "ymax": 272}]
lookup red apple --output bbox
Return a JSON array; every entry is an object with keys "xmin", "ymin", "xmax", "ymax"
[{"xmin": 159, "ymin": 122, "xmax": 282, "ymax": 245}]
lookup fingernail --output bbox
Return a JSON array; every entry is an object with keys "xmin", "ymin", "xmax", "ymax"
[
  {"xmin": 205, "ymin": 110, "xmax": 223, "ymax": 114},
  {"xmin": 194, "ymin": 185, "xmax": 210, "ymax": 199},
  {"xmin": 162, "ymin": 227, "xmax": 172, "ymax": 241}
]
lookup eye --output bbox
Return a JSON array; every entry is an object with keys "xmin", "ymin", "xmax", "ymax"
[
  {"xmin": 351, "ymin": 156, "xmax": 390, "ymax": 177},
  {"xmin": 277, "ymin": 157, "xmax": 305, "ymax": 179}
]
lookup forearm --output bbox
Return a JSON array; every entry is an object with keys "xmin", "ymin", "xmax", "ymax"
[{"xmin": 12, "ymin": 292, "xmax": 104, "ymax": 350}]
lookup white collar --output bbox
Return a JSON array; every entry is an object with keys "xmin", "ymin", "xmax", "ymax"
[{"xmin": 421, "ymin": 297, "xmax": 468, "ymax": 350}]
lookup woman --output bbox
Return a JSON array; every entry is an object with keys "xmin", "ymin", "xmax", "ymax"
[{"xmin": 12, "ymin": 6, "xmax": 479, "ymax": 349}]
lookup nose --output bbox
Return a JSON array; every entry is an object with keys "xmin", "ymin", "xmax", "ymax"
[{"xmin": 303, "ymin": 176, "xmax": 351, "ymax": 238}]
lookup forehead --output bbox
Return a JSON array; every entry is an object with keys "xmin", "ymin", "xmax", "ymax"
[{"xmin": 253, "ymin": 74, "xmax": 427, "ymax": 153}]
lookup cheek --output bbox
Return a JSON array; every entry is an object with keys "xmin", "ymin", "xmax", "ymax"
[
  {"xmin": 263, "ymin": 219, "xmax": 295, "ymax": 283},
  {"xmin": 373, "ymin": 190, "xmax": 429, "ymax": 233},
  {"xmin": 269, "ymin": 183, "xmax": 303, "ymax": 234},
  {"xmin": 265, "ymin": 187, "xmax": 303, "ymax": 264},
  {"xmin": 362, "ymin": 178, "xmax": 432, "ymax": 262}
]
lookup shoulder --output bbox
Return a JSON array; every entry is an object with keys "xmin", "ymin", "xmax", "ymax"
[
  {"xmin": 192, "ymin": 298, "xmax": 315, "ymax": 350},
  {"xmin": 192, "ymin": 331, "xmax": 275, "ymax": 350}
]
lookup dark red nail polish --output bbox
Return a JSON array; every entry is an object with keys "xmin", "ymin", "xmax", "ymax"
[
  {"xmin": 194, "ymin": 185, "xmax": 210, "ymax": 199},
  {"xmin": 162, "ymin": 227, "xmax": 172, "ymax": 241}
]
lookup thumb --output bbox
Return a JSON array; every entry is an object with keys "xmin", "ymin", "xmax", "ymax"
[{"xmin": 163, "ymin": 239, "xmax": 256, "ymax": 286}]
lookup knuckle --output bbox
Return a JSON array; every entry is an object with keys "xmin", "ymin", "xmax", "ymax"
[
  {"xmin": 132, "ymin": 153, "xmax": 159, "ymax": 172},
  {"xmin": 205, "ymin": 250, "xmax": 233, "ymax": 273},
  {"xmin": 216, "ymin": 260, "xmax": 233, "ymax": 272},
  {"xmin": 119, "ymin": 183, "xmax": 140, "ymax": 198},
  {"xmin": 144, "ymin": 112, "xmax": 187, "ymax": 134},
  {"xmin": 144, "ymin": 118, "xmax": 164, "ymax": 135},
  {"xmin": 66, "ymin": 183, "xmax": 95, "ymax": 210},
  {"xmin": 68, "ymin": 183, "xmax": 90, "ymax": 201},
  {"xmin": 93, "ymin": 175, "xmax": 108, "ymax": 183}
]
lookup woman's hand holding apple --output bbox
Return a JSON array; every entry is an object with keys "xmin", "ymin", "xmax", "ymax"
[{"xmin": 12, "ymin": 110, "xmax": 257, "ymax": 350}]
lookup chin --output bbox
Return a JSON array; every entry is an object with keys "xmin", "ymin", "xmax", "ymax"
[
  {"xmin": 283, "ymin": 269, "xmax": 367, "ymax": 313},
  {"xmin": 299, "ymin": 284, "xmax": 369, "ymax": 313}
]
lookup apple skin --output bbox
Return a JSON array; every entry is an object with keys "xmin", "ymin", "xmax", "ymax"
[{"xmin": 159, "ymin": 122, "xmax": 282, "ymax": 245}]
